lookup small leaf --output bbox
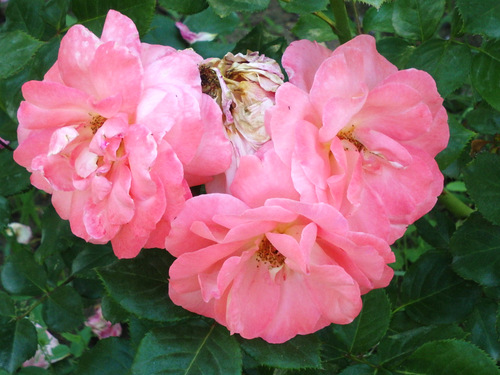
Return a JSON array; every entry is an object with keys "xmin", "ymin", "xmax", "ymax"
[
  {"xmin": 392, "ymin": 0, "xmax": 445, "ymax": 41},
  {"xmin": 71, "ymin": 243, "xmax": 116, "ymax": 276},
  {"xmin": 456, "ymin": 0, "xmax": 500, "ymax": 39},
  {"xmin": 355, "ymin": 0, "xmax": 388, "ymax": 9},
  {"xmin": 465, "ymin": 299, "xmax": 500, "ymax": 361},
  {"xmin": 404, "ymin": 339, "xmax": 500, "ymax": 375},
  {"xmin": 3, "ymin": 0, "xmax": 45, "ymax": 39},
  {"xmin": 463, "ymin": 153, "xmax": 500, "ymax": 226},
  {"xmin": 471, "ymin": 40, "xmax": 500, "ymax": 112},
  {"xmin": 408, "ymin": 39, "xmax": 471, "ymax": 98},
  {"xmin": 35, "ymin": 205, "xmax": 73, "ymax": 263},
  {"xmin": 142, "ymin": 15, "xmax": 186, "ymax": 49},
  {"xmin": 278, "ymin": 0, "xmax": 328, "ymax": 14},
  {"xmin": 71, "ymin": 0, "xmax": 156, "ymax": 36},
  {"xmin": 185, "ymin": 7, "xmax": 240, "ymax": 35},
  {"xmin": 0, "ymin": 150, "xmax": 32, "ymax": 198},
  {"xmin": 233, "ymin": 24, "xmax": 286, "ymax": 62},
  {"xmin": 97, "ymin": 249, "xmax": 192, "ymax": 322},
  {"xmin": 400, "ymin": 252, "xmax": 481, "ymax": 324},
  {"xmin": 436, "ymin": 115, "xmax": 475, "ymax": 170},
  {"xmin": 101, "ymin": 294, "xmax": 130, "ymax": 324},
  {"xmin": 376, "ymin": 37, "xmax": 414, "ymax": 69},
  {"xmin": 338, "ymin": 364, "xmax": 375, "ymax": 375},
  {"xmin": 131, "ymin": 322, "xmax": 242, "ymax": 375},
  {"xmin": 292, "ymin": 14, "xmax": 337, "ymax": 43},
  {"xmin": 450, "ymin": 212, "xmax": 500, "ymax": 287},
  {"xmin": 1, "ymin": 249, "xmax": 47, "ymax": 296},
  {"xmin": 158, "ymin": 0, "xmax": 208, "ymax": 15},
  {"xmin": 378, "ymin": 324, "xmax": 466, "ymax": 366},
  {"xmin": 363, "ymin": 2, "xmax": 395, "ymax": 33},
  {"xmin": 465, "ymin": 104, "xmax": 500, "ymax": 135},
  {"xmin": 0, "ymin": 196, "xmax": 10, "ymax": 228},
  {"xmin": 0, "ymin": 319, "xmax": 37, "ymax": 373},
  {"xmin": 0, "ymin": 292, "xmax": 15, "ymax": 318},
  {"xmin": 241, "ymin": 334, "xmax": 322, "ymax": 369},
  {"xmin": 207, "ymin": 0, "xmax": 270, "ymax": 17},
  {"xmin": 0, "ymin": 31, "xmax": 44, "ymax": 80},
  {"xmin": 332, "ymin": 289, "xmax": 391, "ymax": 353},
  {"xmin": 75, "ymin": 338, "xmax": 133, "ymax": 375},
  {"xmin": 43, "ymin": 285, "xmax": 84, "ymax": 332}
]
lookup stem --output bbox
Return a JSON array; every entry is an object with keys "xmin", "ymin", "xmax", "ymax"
[
  {"xmin": 329, "ymin": 0, "xmax": 352, "ymax": 44},
  {"xmin": 313, "ymin": 11, "xmax": 336, "ymax": 29},
  {"xmin": 0, "ymin": 138, "xmax": 13, "ymax": 151},
  {"xmin": 438, "ymin": 189, "xmax": 474, "ymax": 219}
]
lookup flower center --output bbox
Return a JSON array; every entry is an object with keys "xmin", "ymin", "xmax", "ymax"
[
  {"xmin": 89, "ymin": 115, "xmax": 107, "ymax": 134},
  {"xmin": 256, "ymin": 236, "xmax": 285, "ymax": 268},
  {"xmin": 199, "ymin": 64, "xmax": 221, "ymax": 101},
  {"xmin": 338, "ymin": 125, "xmax": 364, "ymax": 152}
]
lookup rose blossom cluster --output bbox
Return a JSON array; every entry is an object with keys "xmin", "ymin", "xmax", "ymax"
[{"xmin": 14, "ymin": 11, "xmax": 449, "ymax": 344}]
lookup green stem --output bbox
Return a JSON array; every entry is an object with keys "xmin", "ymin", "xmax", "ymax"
[
  {"xmin": 329, "ymin": 0, "xmax": 352, "ymax": 44},
  {"xmin": 313, "ymin": 11, "xmax": 336, "ymax": 28},
  {"xmin": 438, "ymin": 189, "xmax": 474, "ymax": 219}
]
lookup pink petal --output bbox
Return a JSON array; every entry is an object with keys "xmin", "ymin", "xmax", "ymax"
[{"xmin": 282, "ymin": 39, "xmax": 332, "ymax": 93}]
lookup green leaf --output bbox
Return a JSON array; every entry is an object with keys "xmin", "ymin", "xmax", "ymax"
[
  {"xmin": 363, "ymin": 2, "xmax": 395, "ymax": 33},
  {"xmin": 233, "ymin": 24, "xmax": 286, "ymax": 62},
  {"xmin": 435, "ymin": 115, "xmax": 475, "ymax": 170},
  {"xmin": 131, "ymin": 322, "xmax": 242, "ymax": 375},
  {"xmin": 0, "ymin": 150, "xmax": 32, "ymax": 197},
  {"xmin": 0, "ymin": 31, "xmax": 44, "ymax": 80},
  {"xmin": 207, "ymin": 0, "xmax": 270, "ymax": 17},
  {"xmin": 97, "ymin": 249, "xmax": 192, "ymax": 322},
  {"xmin": 71, "ymin": 243, "xmax": 116, "ymax": 276},
  {"xmin": 292, "ymin": 14, "xmax": 337, "ymax": 43},
  {"xmin": 0, "ymin": 196, "xmax": 10, "ymax": 228},
  {"xmin": 71, "ymin": 0, "xmax": 156, "ymax": 36},
  {"xmin": 142, "ymin": 15, "xmax": 186, "ymax": 49},
  {"xmin": 338, "ymin": 364, "xmax": 375, "ymax": 375},
  {"xmin": 450, "ymin": 212, "xmax": 500, "ymax": 287},
  {"xmin": 158, "ymin": 0, "xmax": 208, "ymax": 15},
  {"xmin": 392, "ymin": 0, "xmax": 445, "ymax": 41},
  {"xmin": 404, "ymin": 339, "xmax": 500, "ymax": 375},
  {"xmin": 241, "ymin": 334, "xmax": 321, "ymax": 369},
  {"xmin": 101, "ymin": 294, "xmax": 130, "ymax": 324},
  {"xmin": 355, "ymin": 0, "xmax": 389, "ymax": 9},
  {"xmin": 35, "ymin": 205, "xmax": 73, "ymax": 263},
  {"xmin": 465, "ymin": 300, "xmax": 500, "ymax": 361},
  {"xmin": 471, "ymin": 41, "xmax": 500, "ymax": 112},
  {"xmin": 1, "ymin": 249, "xmax": 47, "ymax": 296},
  {"xmin": 3, "ymin": 0, "xmax": 45, "ymax": 39},
  {"xmin": 43, "ymin": 285, "xmax": 84, "ymax": 332},
  {"xmin": 378, "ymin": 324, "xmax": 466, "ymax": 366},
  {"xmin": 75, "ymin": 338, "xmax": 133, "ymax": 375},
  {"xmin": 463, "ymin": 153, "xmax": 500, "ymax": 226},
  {"xmin": 0, "ymin": 319, "xmax": 37, "ymax": 373},
  {"xmin": 41, "ymin": 0, "xmax": 70, "ymax": 39},
  {"xmin": 332, "ymin": 289, "xmax": 391, "ymax": 353},
  {"xmin": 376, "ymin": 37, "xmax": 414, "ymax": 69},
  {"xmin": 0, "ymin": 292, "xmax": 15, "ymax": 318},
  {"xmin": 399, "ymin": 252, "xmax": 481, "ymax": 324},
  {"xmin": 465, "ymin": 104, "xmax": 500, "ymax": 135},
  {"xmin": 278, "ymin": 0, "xmax": 328, "ymax": 14},
  {"xmin": 185, "ymin": 7, "xmax": 240, "ymax": 35},
  {"xmin": 414, "ymin": 210, "xmax": 455, "ymax": 250},
  {"xmin": 407, "ymin": 39, "xmax": 471, "ymax": 98},
  {"xmin": 18, "ymin": 367, "xmax": 50, "ymax": 375},
  {"xmin": 456, "ymin": 0, "xmax": 500, "ymax": 39}
]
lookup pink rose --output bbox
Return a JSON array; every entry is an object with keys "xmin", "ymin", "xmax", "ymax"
[
  {"xmin": 165, "ymin": 193, "xmax": 394, "ymax": 343},
  {"xmin": 267, "ymin": 36, "xmax": 449, "ymax": 243},
  {"xmin": 14, "ymin": 10, "xmax": 231, "ymax": 258},
  {"xmin": 85, "ymin": 306, "xmax": 122, "ymax": 339}
]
